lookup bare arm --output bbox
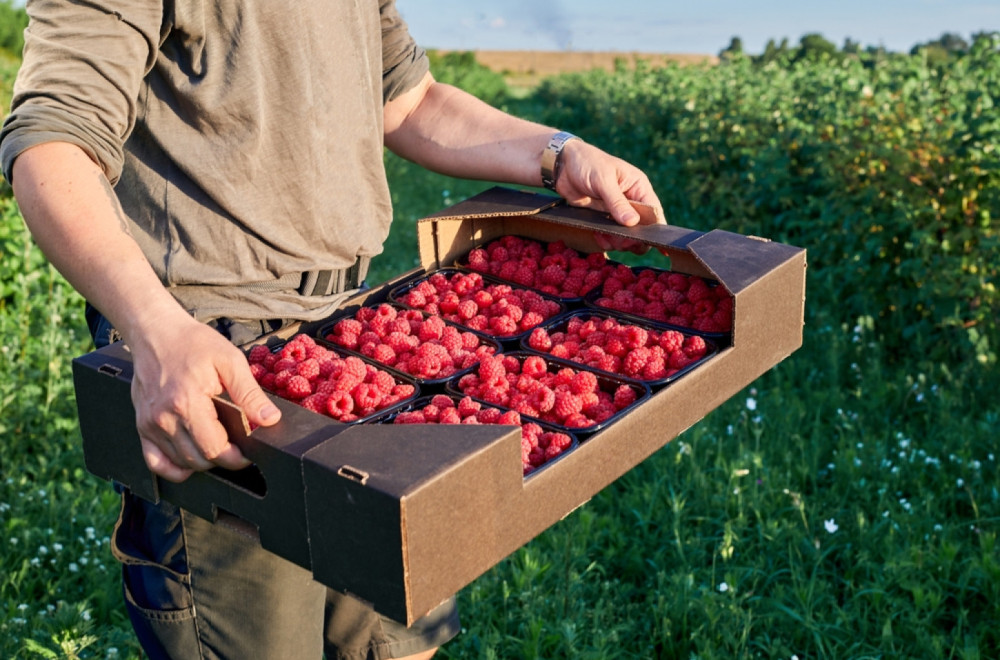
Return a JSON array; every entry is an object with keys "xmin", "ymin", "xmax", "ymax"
[
  {"xmin": 383, "ymin": 71, "xmax": 663, "ymax": 234},
  {"xmin": 11, "ymin": 142, "xmax": 280, "ymax": 482}
]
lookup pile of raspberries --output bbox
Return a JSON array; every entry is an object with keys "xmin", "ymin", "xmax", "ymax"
[
  {"xmin": 395, "ymin": 270, "xmax": 563, "ymax": 338},
  {"xmin": 464, "ymin": 235, "xmax": 616, "ymax": 299},
  {"xmin": 526, "ymin": 313, "xmax": 710, "ymax": 381},
  {"xmin": 246, "ymin": 333, "xmax": 415, "ymax": 422},
  {"xmin": 593, "ymin": 267, "xmax": 733, "ymax": 333},
  {"xmin": 453, "ymin": 353, "xmax": 642, "ymax": 431},
  {"xmin": 392, "ymin": 394, "xmax": 575, "ymax": 476},
  {"xmin": 324, "ymin": 303, "xmax": 497, "ymax": 381}
]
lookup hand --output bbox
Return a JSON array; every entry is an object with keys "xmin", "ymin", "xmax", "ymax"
[
  {"xmin": 554, "ymin": 140, "xmax": 664, "ymax": 254},
  {"xmin": 128, "ymin": 315, "xmax": 281, "ymax": 482}
]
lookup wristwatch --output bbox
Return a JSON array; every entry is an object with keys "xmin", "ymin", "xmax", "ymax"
[{"xmin": 541, "ymin": 131, "xmax": 582, "ymax": 192}]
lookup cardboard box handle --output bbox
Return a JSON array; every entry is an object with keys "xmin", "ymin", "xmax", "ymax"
[
  {"xmin": 337, "ymin": 465, "xmax": 369, "ymax": 485},
  {"xmin": 97, "ymin": 363, "xmax": 123, "ymax": 377}
]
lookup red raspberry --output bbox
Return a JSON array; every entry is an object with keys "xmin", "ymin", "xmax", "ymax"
[
  {"xmin": 467, "ymin": 248, "xmax": 490, "ymax": 271},
  {"xmin": 683, "ymin": 335, "xmax": 708, "ymax": 358},
  {"xmin": 489, "ymin": 315, "xmax": 518, "ymax": 336},
  {"xmin": 392, "ymin": 383, "xmax": 416, "ymax": 398},
  {"xmin": 272, "ymin": 368, "xmax": 295, "ymax": 390},
  {"xmin": 439, "ymin": 407, "xmax": 462, "ymax": 424},
  {"xmin": 247, "ymin": 344, "xmax": 271, "ymax": 364},
  {"xmin": 457, "ymin": 396, "xmax": 481, "ymax": 417},
  {"xmin": 286, "ymin": 375, "xmax": 313, "ymax": 400},
  {"xmin": 476, "ymin": 407, "xmax": 501, "ymax": 424},
  {"xmin": 521, "ymin": 355, "xmax": 548, "ymax": 378},
  {"xmin": 351, "ymin": 382, "xmax": 382, "ymax": 413},
  {"xmin": 570, "ymin": 370, "xmax": 599, "ymax": 395},
  {"xmin": 300, "ymin": 393, "xmax": 327, "ymax": 415},
  {"xmin": 553, "ymin": 391, "xmax": 583, "ymax": 420},
  {"xmin": 642, "ymin": 356, "xmax": 668, "ymax": 380},
  {"xmin": 394, "ymin": 410, "xmax": 425, "ymax": 424},
  {"xmin": 666, "ymin": 273, "xmax": 690, "ymax": 292},
  {"xmin": 457, "ymin": 299, "xmax": 478, "ymax": 320},
  {"xmin": 296, "ymin": 358, "xmax": 321, "ymax": 382},
  {"xmin": 686, "ymin": 278, "xmax": 713, "ymax": 303},
  {"xmin": 623, "ymin": 347, "xmax": 651, "ymax": 378},
  {"xmin": 659, "ymin": 330, "xmax": 684, "ymax": 353},
  {"xmin": 527, "ymin": 327, "xmax": 552, "ymax": 352},
  {"xmin": 613, "ymin": 385, "xmax": 638, "ymax": 410},
  {"xmin": 530, "ymin": 386, "xmax": 556, "ymax": 413},
  {"xmin": 498, "ymin": 410, "xmax": 521, "ymax": 426}
]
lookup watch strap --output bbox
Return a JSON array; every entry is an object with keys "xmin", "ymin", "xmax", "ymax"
[{"xmin": 541, "ymin": 131, "xmax": 581, "ymax": 191}]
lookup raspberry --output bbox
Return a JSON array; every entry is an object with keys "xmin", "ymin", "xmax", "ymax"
[
  {"xmin": 686, "ymin": 278, "xmax": 713, "ymax": 303},
  {"xmin": 613, "ymin": 385, "xmax": 638, "ymax": 410},
  {"xmin": 489, "ymin": 315, "xmax": 518, "ymax": 336},
  {"xmin": 296, "ymin": 358, "xmax": 321, "ymax": 381},
  {"xmin": 642, "ymin": 356, "xmax": 668, "ymax": 380},
  {"xmin": 467, "ymin": 248, "xmax": 489, "ymax": 271},
  {"xmin": 521, "ymin": 355, "xmax": 548, "ymax": 378},
  {"xmin": 669, "ymin": 351, "xmax": 694, "ymax": 370},
  {"xmin": 300, "ymin": 393, "xmax": 327, "ymax": 414},
  {"xmin": 666, "ymin": 273, "xmax": 690, "ymax": 291},
  {"xmin": 623, "ymin": 347, "xmax": 651, "ymax": 378},
  {"xmin": 286, "ymin": 375, "xmax": 313, "ymax": 400},
  {"xmin": 351, "ymin": 382, "xmax": 382, "ymax": 413},
  {"xmin": 553, "ymin": 391, "xmax": 583, "ymax": 420},
  {"xmin": 439, "ymin": 407, "xmax": 462, "ymax": 424},
  {"xmin": 476, "ymin": 407, "xmax": 501, "ymax": 424},
  {"xmin": 457, "ymin": 299, "xmax": 478, "ymax": 320},
  {"xmin": 659, "ymin": 330, "xmax": 684, "ymax": 353},
  {"xmin": 530, "ymin": 386, "xmax": 556, "ymax": 413},
  {"xmin": 528, "ymin": 327, "xmax": 553, "ymax": 352},
  {"xmin": 498, "ymin": 410, "xmax": 521, "ymax": 426},
  {"xmin": 683, "ymin": 335, "xmax": 708, "ymax": 358},
  {"xmin": 394, "ymin": 410, "xmax": 425, "ymax": 424},
  {"xmin": 570, "ymin": 370, "xmax": 599, "ymax": 395},
  {"xmin": 247, "ymin": 344, "xmax": 271, "ymax": 364},
  {"xmin": 457, "ymin": 396, "xmax": 481, "ymax": 417}
]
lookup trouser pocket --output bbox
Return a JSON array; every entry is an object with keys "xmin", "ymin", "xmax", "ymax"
[{"xmin": 111, "ymin": 491, "xmax": 202, "ymax": 659}]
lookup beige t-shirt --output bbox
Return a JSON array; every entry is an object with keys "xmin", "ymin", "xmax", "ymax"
[{"xmin": 0, "ymin": 0, "xmax": 429, "ymax": 322}]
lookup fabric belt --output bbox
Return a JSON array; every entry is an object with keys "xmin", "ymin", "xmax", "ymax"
[{"xmin": 236, "ymin": 256, "xmax": 370, "ymax": 297}]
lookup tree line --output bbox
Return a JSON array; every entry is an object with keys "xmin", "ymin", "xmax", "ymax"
[{"xmin": 719, "ymin": 30, "xmax": 999, "ymax": 67}]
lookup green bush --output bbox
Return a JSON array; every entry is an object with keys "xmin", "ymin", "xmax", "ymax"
[
  {"xmin": 525, "ymin": 40, "xmax": 1000, "ymax": 367},
  {"xmin": 426, "ymin": 49, "xmax": 509, "ymax": 107},
  {"xmin": 0, "ymin": 0, "xmax": 27, "ymax": 57}
]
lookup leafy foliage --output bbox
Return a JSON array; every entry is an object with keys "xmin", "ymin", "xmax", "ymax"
[{"xmin": 526, "ymin": 37, "xmax": 1000, "ymax": 366}]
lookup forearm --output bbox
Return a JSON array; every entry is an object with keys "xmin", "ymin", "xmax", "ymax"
[
  {"xmin": 11, "ymin": 142, "xmax": 191, "ymax": 342},
  {"xmin": 384, "ymin": 74, "xmax": 555, "ymax": 187}
]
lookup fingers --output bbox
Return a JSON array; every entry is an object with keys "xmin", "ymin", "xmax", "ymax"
[
  {"xmin": 217, "ymin": 353, "xmax": 282, "ymax": 429},
  {"xmin": 141, "ymin": 438, "xmax": 194, "ymax": 484},
  {"xmin": 130, "ymin": 326, "xmax": 265, "ymax": 481}
]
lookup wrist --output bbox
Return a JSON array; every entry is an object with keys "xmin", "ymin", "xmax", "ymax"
[{"xmin": 540, "ymin": 131, "xmax": 582, "ymax": 192}]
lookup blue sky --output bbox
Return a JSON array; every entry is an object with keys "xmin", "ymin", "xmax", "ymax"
[{"xmin": 398, "ymin": 0, "xmax": 998, "ymax": 55}]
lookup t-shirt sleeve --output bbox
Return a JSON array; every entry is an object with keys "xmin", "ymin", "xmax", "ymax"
[
  {"xmin": 379, "ymin": 0, "xmax": 430, "ymax": 103},
  {"xmin": 0, "ymin": 0, "xmax": 161, "ymax": 185}
]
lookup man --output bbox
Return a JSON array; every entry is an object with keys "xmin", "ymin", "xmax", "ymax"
[{"xmin": 1, "ymin": 1, "xmax": 662, "ymax": 657}]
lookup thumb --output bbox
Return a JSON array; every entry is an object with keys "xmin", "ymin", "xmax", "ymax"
[
  {"xmin": 220, "ymin": 357, "xmax": 282, "ymax": 428},
  {"xmin": 603, "ymin": 190, "xmax": 641, "ymax": 227}
]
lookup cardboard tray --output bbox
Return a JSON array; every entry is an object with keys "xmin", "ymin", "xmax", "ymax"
[{"xmin": 73, "ymin": 186, "xmax": 806, "ymax": 625}]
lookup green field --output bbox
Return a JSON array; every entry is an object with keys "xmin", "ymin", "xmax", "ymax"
[{"xmin": 3, "ymin": 37, "xmax": 1000, "ymax": 659}]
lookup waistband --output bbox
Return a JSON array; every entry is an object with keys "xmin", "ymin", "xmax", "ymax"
[{"xmin": 235, "ymin": 256, "xmax": 370, "ymax": 297}]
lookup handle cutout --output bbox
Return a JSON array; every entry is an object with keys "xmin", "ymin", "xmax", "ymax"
[
  {"xmin": 97, "ymin": 363, "xmax": 123, "ymax": 377},
  {"xmin": 337, "ymin": 465, "xmax": 369, "ymax": 484},
  {"xmin": 208, "ymin": 464, "xmax": 268, "ymax": 498}
]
